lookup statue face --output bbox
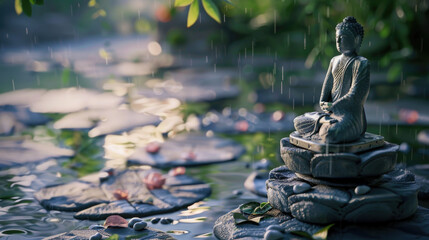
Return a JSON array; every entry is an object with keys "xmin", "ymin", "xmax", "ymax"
[{"xmin": 336, "ymin": 29, "xmax": 356, "ymax": 55}]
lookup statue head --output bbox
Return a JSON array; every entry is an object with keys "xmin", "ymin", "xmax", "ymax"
[{"xmin": 335, "ymin": 16, "xmax": 364, "ymax": 55}]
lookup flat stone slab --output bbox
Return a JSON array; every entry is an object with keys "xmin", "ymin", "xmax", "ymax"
[
  {"xmin": 53, "ymin": 109, "xmax": 160, "ymax": 137},
  {"xmin": 266, "ymin": 166, "xmax": 418, "ymax": 224},
  {"xmin": 200, "ymin": 110, "xmax": 295, "ymax": 134},
  {"xmin": 365, "ymin": 100, "xmax": 429, "ymax": 126},
  {"xmin": 0, "ymin": 140, "xmax": 74, "ymax": 169},
  {"xmin": 0, "ymin": 88, "xmax": 123, "ymax": 114},
  {"xmin": 35, "ymin": 169, "xmax": 211, "ymax": 220},
  {"xmin": 408, "ymin": 164, "xmax": 429, "ymax": 201},
  {"xmin": 289, "ymin": 131, "xmax": 385, "ymax": 153},
  {"xmin": 45, "ymin": 227, "xmax": 175, "ymax": 240},
  {"xmin": 127, "ymin": 134, "xmax": 245, "ymax": 168},
  {"xmin": 213, "ymin": 206, "xmax": 429, "ymax": 240},
  {"xmin": 281, "ymin": 138, "xmax": 398, "ymax": 179},
  {"xmin": 244, "ymin": 171, "xmax": 268, "ymax": 197}
]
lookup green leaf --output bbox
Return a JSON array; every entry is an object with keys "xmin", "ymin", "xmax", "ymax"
[
  {"xmin": 312, "ymin": 223, "xmax": 335, "ymax": 240},
  {"xmin": 61, "ymin": 67, "xmax": 71, "ymax": 86},
  {"xmin": 232, "ymin": 212, "xmax": 249, "ymax": 225},
  {"xmin": 187, "ymin": 0, "xmax": 199, "ymax": 28},
  {"xmin": 15, "ymin": 0, "xmax": 22, "ymax": 15},
  {"xmin": 22, "ymin": 0, "xmax": 32, "ymax": 16},
  {"xmin": 30, "ymin": 0, "xmax": 43, "ymax": 5},
  {"xmin": 239, "ymin": 202, "xmax": 260, "ymax": 215},
  {"xmin": 253, "ymin": 202, "xmax": 272, "ymax": 215},
  {"xmin": 202, "ymin": 0, "xmax": 221, "ymax": 23},
  {"xmin": 248, "ymin": 215, "xmax": 263, "ymax": 224},
  {"xmin": 175, "ymin": 0, "xmax": 194, "ymax": 7}
]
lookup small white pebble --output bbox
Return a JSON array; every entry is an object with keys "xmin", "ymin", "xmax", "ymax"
[
  {"xmin": 293, "ymin": 182, "xmax": 311, "ymax": 194},
  {"xmin": 133, "ymin": 221, "xmax": 147, "ymax": 231},
  {"xmin": 354, "ymin": 185, "xmax": 371, "ymax": 195},
  {"xmin": 89, "ymin": 232, "xmax": 102, "ymax": 240}
]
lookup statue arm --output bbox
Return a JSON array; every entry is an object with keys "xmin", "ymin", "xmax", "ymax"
[
  {"xmin": 331, "ymin": 59, "xmax": 370, "ymax": 113},
  {"xmin": 319, "ymin": 58, "xmax": 334, "ymax": 110}
]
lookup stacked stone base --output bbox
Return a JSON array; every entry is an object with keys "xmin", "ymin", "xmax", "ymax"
[{"xmin": 272, "ymin": 133, "xmax": 419, "ymax": 224}]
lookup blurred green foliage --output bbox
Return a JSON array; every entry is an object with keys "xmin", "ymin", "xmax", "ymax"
[{"xmin": 222, "ymin": 0, "xmax": 429, "ymax": 81}]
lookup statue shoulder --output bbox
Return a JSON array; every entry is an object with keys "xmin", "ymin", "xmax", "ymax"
[{"xmin": 356, "ymin": 56, "xmax": 369, "ymax": 66}]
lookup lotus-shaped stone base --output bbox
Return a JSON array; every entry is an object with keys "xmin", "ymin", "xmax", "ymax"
[
  {"xmin": 281, "ymin": 137, "xmax": 398, "ymax": 179},
  {"xmin": 266, "ymin": 166, "xmax": 418, "ymax": 224}
]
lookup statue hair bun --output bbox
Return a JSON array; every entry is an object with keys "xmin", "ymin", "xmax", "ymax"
[{"xmin": 344, "ymin": 16, "xmax": 357, "ymax": 23}]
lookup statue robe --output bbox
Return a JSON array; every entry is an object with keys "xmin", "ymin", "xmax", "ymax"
[{"xmin": 319, "ymin": 55, "xmax": 370, "ymax": 143}]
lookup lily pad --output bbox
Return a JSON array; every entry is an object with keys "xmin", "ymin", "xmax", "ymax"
[
  {"xmin": 35, "ymin": 168, "xmax": 211, "ymax": 220},
  {"xmin": 0, "ymin": 140, "xmax": 74, "ymax": 169},
  {"xmin": 127, "ymin": 134, "xmax": 245, "ymax": 168},
  {"xmin": 53, "ymin": 109, "xmax": 160, "ymax": 137}
]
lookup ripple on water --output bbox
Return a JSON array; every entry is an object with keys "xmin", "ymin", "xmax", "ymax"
[{"xmin": 0, "ymin": 229, "xmax": 28, "ymax": 237}]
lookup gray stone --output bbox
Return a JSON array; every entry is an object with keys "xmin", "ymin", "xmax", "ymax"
[
  {"xmin": 266, "ymin": 225, "xmax": 285, "ymax": 232},
  {"xmin": 133, "ymin": 221, "xmax": 147, "ymax": 231},
  {"xmin": 127, "ymin": 134, "xmax": 245, "ymax": 168},
  {"xmin": 263, "ymin": 230, "xmax": 284, "ymax": 240},
  {"xmin": 266, "ymin": 166, "xmax": 418, "ymax": 224},
  {"xmin": 89, "ymin": 232, "xmax": 102, "ymax": 240},
  {"xmin": 54, "ymin": 109, "xmax": 160, "ymax": 138},
  {"xmin": 244, "ymin": 171, "xmax": 268, "ymax": 197},
  {"xmin": 354, "ymin": 185, "xmax": 371, "ymax": 195},
  {"xmin": 128, "ymin": 217, "xmax": 143, "ymax": 228},
  {"xmin": 293, "ymin": 183, "xmax": 311, "ymax": 194},
  {"xmin": 418, "ymin": 130, "xmax": 429, "ymax": 146},
  {"xmin": 281, "ymin": 138, "xmax": 399, "ymax": 179},
  {"xmin": 0, "ymin": 140, "xmax": 74, "ymax": 169},
  {"xmin": 213, "ymin": 206, "xmax": 429, "ymax": 240},
  {"xmin": 35, "ymin": 169, "xmax": 211, "ymax": 220},
  {"xmin": 44, "ymin": 227, "xmax": 175, "ymax": 240}
]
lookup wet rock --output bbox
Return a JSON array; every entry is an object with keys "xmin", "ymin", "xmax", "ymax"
[
  {"xmin": 200, "ymin": 110, "xmax": 295, "ymax": 134},
  {"xmin": 89, "ymin": 225, "xmax": 104, "ymax": 230},
  {"xmin": 54, "ymin": 109, "xmax": 160, "ymax": 138},
  {"xmin": 160, "ymin": 217, "xmax": 173, "ymax": 224},
  {"xmin": 214, "ymin": 206, "xmax": 429, "ymax": 240},
  {"xmin": 266, "ymin": 166, "xmax": 418, "ymax": 224},
  {"xmin": 89, "ymin": 232, "xmax": 102, "ymax": 240},
  {"xmin": 266, "ymin": 225, "xmax": 284, "ymax": 232},
  {"xmin": 45, "ymin": 227, "xmax": 175, "ymax": 240},
  {"xmin": 35, "ymin": 169, "xmax": 211, "ymax": 220},
  {"xmin": 0, "ymin": 140, "xmax": 74, "ymax": 169},
  {"xmin": 263, "ymin": 230, "xmax": 284, "ymax": 240},
  {"xmin": 354, "ymin": 185, "xmax": 371, "ymax": 195},
  {"xmin": 128, "ymin": 217, "xmax": 143, "ymax": 228},
  {"xmin": 133, "ymin": 221, "xmax": 148, "ymax": 231},
  {"xmin": 233, "ymin": 190, "xmax": 243, "ymax": 196},
  {"xmin": 151, "ymin": 217, "xmax": 161, "ymax": 224},
  {"xmin": 292, "ymin": 182, "xmax": 311, "ymax": 194},
  {"xmin": 244, "ymin": 171, "xmax": 268, "ymax": 197},
  {"xmin": 418, "ymin": 130, "xmax": 429, "ymax": 146},
  {"xmin": 128, "ymin": 134, "xmax": 245, "ymax": 168}
]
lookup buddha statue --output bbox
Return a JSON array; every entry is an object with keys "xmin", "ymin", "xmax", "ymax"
[{"xmin": 294, "ymin": 16, "xmax": 370, "ymax": 144}]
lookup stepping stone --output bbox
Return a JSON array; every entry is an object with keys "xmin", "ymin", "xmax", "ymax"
[
  {"xmin": 45, "ymin": 227, "xmax": 175, "ymax": 240},
  {"xmin": 281, "ymin": 137, "xmax": 398, "ymax": 179},
  {"xmin": 408, "ymin": 164, "xmax": 429, "ymax": 201},
  {"xmin": 0, "ymin": 140, "xmax": 74, "ymax": 169},
  {"xmin": 244, "ymin": 171, "xmax": 268, "ymax": 197},
  {"xmin": 266, "ymin": 166, "xmax": 418, "ymax": 224},
  {"xmin": 54, "ymin": 109, "xmax": 160, "ymax": 137},
  {"xmin": 200, "ymin": 110, "xmax": 295, "ymax": 134},
  {"xmin": 213, "ymin": 206, "xmax": 429, "ymax": 240},
  {"xmin": 127, "ymin": 134, "xmax": 245, "ymax": 168},
  {"xmin": 0, "ymin": 88, "xmax": 123, "ymax": 114},
  {"xmin": 138, "ymin": 84, "xmax": 240, "ymax": 103},
  {"xmin": 35, "ymin": 169, "xmax": 211, "ymax": 220}
]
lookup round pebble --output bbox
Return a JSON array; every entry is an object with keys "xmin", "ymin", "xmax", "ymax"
[
  {"xmin": 160, "ymin": 217, "xmax": 173, "ymax": 224},
  {"xmin": 293, "ymin": 182, "xmax": 311, "ymax": 194},
  {"xmin": 88, "ymin": 224, "xmax": 104, "ymax": 230},
  {"xmin": 233, "ymin": 190, "xmax": 243, "ymax": 196},
  {"xmin": 89, "ymin": 232, "xmax": 102, "ymax": 240},
  {"xmin": 128, "ymin": 217, "xmax": 143, "ymax": 228},
  {"xmin": 354, "ymin": 185, "xmax": 371, "ymax": 195},
  {"xmin": 266, "ymin": 224, "xmax": 285, "ymax": 233},
  {"xmin": 263, "ymin": 230, "xmax": 284, "ymax": 240},
  {"xmin": 133, "ymin": 221, "xmax": 147, "ymax": 231},
  {"xmin": 151, "ymin": 217, "xmax": 160, "ymax": 224}
]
